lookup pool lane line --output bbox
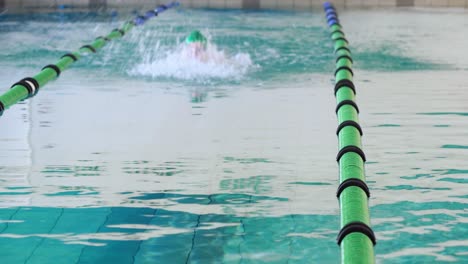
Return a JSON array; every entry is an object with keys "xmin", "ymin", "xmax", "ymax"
[
  {"xmin": 323, "ymin": 2, "xmax": 376, "ymax": 264},
  {"xmin": 0, "ymin": 1, "xmax": 180, "ymax": 117}
]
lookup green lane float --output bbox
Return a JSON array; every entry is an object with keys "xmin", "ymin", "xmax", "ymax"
[
  {"xmin": 323, "ymin": 2, "xmax": 376, "ymax": 264},
  {"xmin": 0, "ymin": 1, "xmax": 180, "ymax": 116}
]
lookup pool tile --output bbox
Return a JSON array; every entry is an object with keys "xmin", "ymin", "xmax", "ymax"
[
  {"xmin": 277, "ymin": 0, "xmax": 293, "ymax": 9},
  {"xmin": 225, "ymin": 0, "xmax": 242, "ymax": 8},
  {"xmin": 191, "ymin": 0, "xmax": 209, "ymax": 8},
  {"xmin": 89, "ymin": 0, "xmax": 107, "ymax": 8},
  {"xmin": 379, "ymin": 0, "xmax": 397, "ymax": 6},
  {"xmin": 432, "ymin": 0, "xmax": 449, "ymax": 6},
  {"xmin": 58, "ymin": 0, "xmax": 74, "ymax": 7},
  {"xmin": 4, "ymin": 0, "xmax": 21, "ymax": 8},
  {"xmin": 260, "ymin": 0, "xmax": 277, "ymax": 9},
  {"xmin": 22, "ymin": 0, "xmax": 54, "ymax": 7},
  {"xmin": 345, "ymin": 0, "xmax": 363, "ymax": 7},
  {"xmin": 414, "ymin": 0, "xmax": 431, "ymax": 6},
  {"xmin": 448, "ymin": 0, "xmax": 465, "ymax": 6},
  {"xmin": 396, "ymin": 0, "xmax": 414, "ymax": 6},
  {"xmin": 363, "ymin": 0, "xmax": 380, "ymax": 7},
  {"xmin": 73, "ymin": 0, "xmax": 91, "ymax": 7},
  {"xmin": 23, "ymin": 239, "xmax": 83, "ymax": 264},
  {"xmin": 209, "ymin": 0, "xmax": 225, "ymax": 8},
  {"xmin": 330, "ymin": 0, "xmax": 346, "ymax": 8},
  {"xmin": 242, "ymin": 0, "xmax": 260, "ymax": 9},
  {"xmin": 294, "ymin": 0, "xmax": 311, "ymax": 10}
]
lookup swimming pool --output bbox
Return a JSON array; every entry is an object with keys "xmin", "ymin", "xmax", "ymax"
[{"xmin": 0, "ymin": 6, "xmax": 467, "ymax": 263}]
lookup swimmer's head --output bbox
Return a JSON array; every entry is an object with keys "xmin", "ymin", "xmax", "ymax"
[{"xmin": 185, "ymin": 30, "xmax": 207, "ymax": 46}]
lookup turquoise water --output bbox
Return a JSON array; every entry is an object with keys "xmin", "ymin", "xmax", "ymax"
[{"xmin": 0, "ymin": 7, "xmax": 468, "ymax": 263}]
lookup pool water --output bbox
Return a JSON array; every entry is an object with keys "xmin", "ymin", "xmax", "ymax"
[{"xmin": 0, "ymin": 7, "xmax": 467, "ymax": 263}]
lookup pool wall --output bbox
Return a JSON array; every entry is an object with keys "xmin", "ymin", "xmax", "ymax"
[{"xmin": 1, "ymin": 0, "xmax": 468, "ymax": 10}]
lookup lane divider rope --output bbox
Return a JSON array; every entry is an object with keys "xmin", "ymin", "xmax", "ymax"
[
  {"xmin": 0, "ymin": 1, "xmax": 180, "ymax": 116},
  {"xmin": 323, "ymin": 2, "xmax": 376, "ymax": 264},
  {"xmin": 335, "ymin": 99, "xmax": 360, "ymax": 114}
]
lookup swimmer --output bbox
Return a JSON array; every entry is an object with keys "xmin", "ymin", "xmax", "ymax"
[{"xmin": 185, "ymin": 30, "xmax": 208, "ymax": 60}]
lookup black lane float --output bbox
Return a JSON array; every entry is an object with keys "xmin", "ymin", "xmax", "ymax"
[
  {"xmin": 0, "ymin": 1, "xmax": 180, "ymax": 116},
  {"xmin": 323, "ymin": 2, "xmax": 376, "ymax": 264}
]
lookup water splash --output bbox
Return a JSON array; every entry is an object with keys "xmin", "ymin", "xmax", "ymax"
[{"xmin": 128, "ymin": 41, "xmax": 255, "ymax": 82}]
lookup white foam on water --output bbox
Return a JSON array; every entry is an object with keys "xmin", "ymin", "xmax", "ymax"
[{"xmin": 128, "ymin": 41, "xmax": 255, "ymax": 82}]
